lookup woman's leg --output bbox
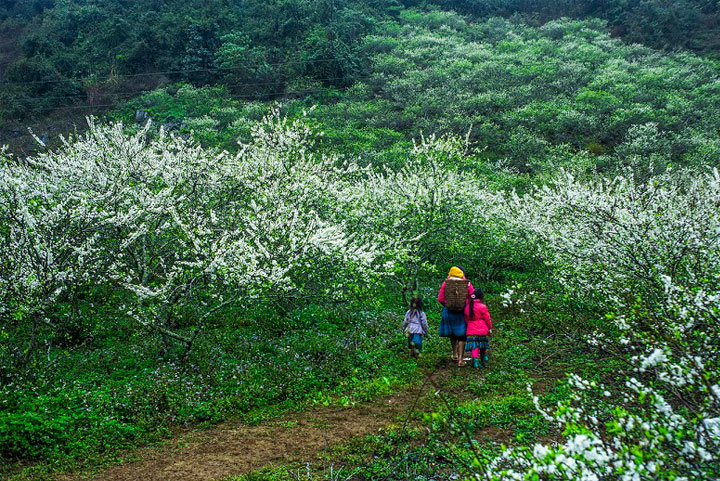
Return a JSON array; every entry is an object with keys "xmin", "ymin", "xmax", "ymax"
[
  {"xmin": 450, "ymin": 337, "xmax": 458, "ymax": 360},
  {"xmin": 457, "ymin": 340, "xmax": 466, "ymax": 365},
  {"xmin": 480, "ymin": 349, "xmax": 487, "ymax": 365}
]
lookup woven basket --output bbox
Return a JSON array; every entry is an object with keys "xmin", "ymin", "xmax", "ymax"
[{"xmin": 445, "ymin": 279, "xmax": 469, "ymax": 312}]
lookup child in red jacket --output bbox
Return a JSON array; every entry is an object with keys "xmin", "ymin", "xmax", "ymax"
[{"xmin": 464, "ymin": 288, "xmax": 493, "ymax": 368}]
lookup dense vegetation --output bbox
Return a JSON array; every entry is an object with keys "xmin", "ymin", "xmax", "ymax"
[
  {"xmin": 0, "ymin": 0, "xmax": 719, "ymax": 123},
  {"xmin": 116, "ymin": 15, "xmax": 720, "ymax": 178},
  {"xmin": 1, "ymin": 1, "xmax": 719, "ymax": 480},
  {"xmin": 424, "ymin": 0, "xmax": 720, "ymax": 53},
  {"xmin": 0, "ymin": 0, "xmax": 382, "ymax": 121}
]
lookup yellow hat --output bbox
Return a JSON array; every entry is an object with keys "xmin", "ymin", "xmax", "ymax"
[{"xmin": 448, "ymin": 266, "xmax": 464, "ymax": 278}]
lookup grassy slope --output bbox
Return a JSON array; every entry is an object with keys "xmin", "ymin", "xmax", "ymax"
[
  {"xmin": 2, "ymin": 9, "xmax": 714, "ymax": 481},
  {"xmin": 227, "ymin": 296, "xmax": 620, "ymax": 480},
  {"xmin": 4, "ymin": 294, "xmax": 616, "ymax": 480},
  {"xmin": 1, "ymin": 302, "xmax": 418, "ymax": 479}
]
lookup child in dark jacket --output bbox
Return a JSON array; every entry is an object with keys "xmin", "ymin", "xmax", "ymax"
[
  {"xmin": 403, "ymin": 297, "xmax": 429, "ymax": 358},
  {"xmin": 464, "ymin": 288, "xmax": 493, "ymax": 368}
]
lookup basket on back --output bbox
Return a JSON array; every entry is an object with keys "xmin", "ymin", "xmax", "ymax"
[{"xmin": 445, "ymin": 279, "xmax": 469, "ymax": 312}]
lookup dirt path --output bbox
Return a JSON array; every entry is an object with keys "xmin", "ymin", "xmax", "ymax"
[{"xmin": 61, "ymin": 367, "xmax": 451, "ymax": 481}]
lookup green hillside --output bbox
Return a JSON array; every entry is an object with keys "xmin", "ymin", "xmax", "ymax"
[
  {"xmin": 1, "ymin": 0, "xmax": 719, "ymax": 124},
  {"xmin": 1, "ymin": 2, "xmax": 719, "ymax": 480}
]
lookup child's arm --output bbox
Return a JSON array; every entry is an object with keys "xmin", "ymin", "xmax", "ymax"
[
  {"xmin": 482, "ymin": 304, "xmax": 493, "ymax": 334},
  {"xmin": 403, "ymin": 311, "xmax": 410, "ymax": 331},
  {"xmin": 420, "ymin": 312, "xmax": 429, "ymax": 336}
]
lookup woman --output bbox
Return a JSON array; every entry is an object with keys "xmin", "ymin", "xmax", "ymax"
[{"xmin": 437, "ymin": 266, "xmax": 474, "ymax": 366}]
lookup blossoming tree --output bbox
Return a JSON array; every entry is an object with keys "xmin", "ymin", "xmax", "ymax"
[
  {"xmin": 0, "ymin": 113, "xmax": 387, "ymax": 360},
  {"xmin": 346, "ymin": 133, "xmax": 508, "ymax": 296},
  {"xmin": 488, "ymin": 168, "xmax": 720, "ymax": 479}
]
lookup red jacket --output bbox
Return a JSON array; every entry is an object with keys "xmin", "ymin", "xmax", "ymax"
[{"xmin": 464, "ymin": 300, "xmax": 492, "ymax": 336}]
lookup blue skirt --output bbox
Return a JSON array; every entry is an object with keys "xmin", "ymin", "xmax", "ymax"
[
  {"xmin": 465, "ymin": 336, "xmax": 490, "ymax": 351},
  {"xmin": 408, "ymin": 333, "xmax": 423, "ymax": 351},
  {"xmin": 439, "ymin": 307, "xmax": 466, "ymax": 338}
]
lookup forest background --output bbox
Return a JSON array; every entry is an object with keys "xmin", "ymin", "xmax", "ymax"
[{"xmin": 1, "ymin": 0, "xmax": 719, "ymax": 479}]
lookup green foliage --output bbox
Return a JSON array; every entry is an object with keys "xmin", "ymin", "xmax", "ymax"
[
  {"xmin": 1, "ymin": 3, "xmax": 719, "ymax": 479},
  {"xmin": 353, "ymin": 16, "xmax": 720, "ymax": 175},
  {"xmin": 0, "ymin": 0, "xmax": 385, "ymax": 122},
  {"xmin": 214, "ymin": 32, "xmax": 271, "ymax": 96},
  {"xmin": 0, "ymin": 304, "xmax": 416, "ymax": 464},
  {"xmin": 113, "ymin": 15, "xmax": 720, "ymax": 178},
  {"xmin": 112, "ymin": 85, "xmax": 267, "ymax": 148},
  {"xmin": 3, "ymin": 0, "xmax": 719, "ymax": 125},
  {"xmin": 408, "ymin": 0, "xmax": 720, "ymax": 55}
]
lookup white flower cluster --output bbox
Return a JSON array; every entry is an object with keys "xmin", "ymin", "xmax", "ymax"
[
  {"xmin": 500, "ymin": 283, "xmax": 536, "ymax": 313},
  {"xmin": 345, "ymin": 132, "xmax": 501, "ymax": 286},
  {"xmin": 487, "ymin": 168, "xmax": 720, "ymax": 479},
  {"xmin": 0, "ymin": 114, "xmax": 502, "ymax": 347},
  {"xmin": 0, "ymin": 112, "xmax": 390, "ymax": 337}
]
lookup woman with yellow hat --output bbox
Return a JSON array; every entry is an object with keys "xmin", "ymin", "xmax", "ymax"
[{"xmin": 437, "ymin": 266, "xmax": 474, "ymax": 366}]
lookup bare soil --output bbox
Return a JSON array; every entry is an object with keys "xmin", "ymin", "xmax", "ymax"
[
  {"xmin": 56, "ymin": 357, "xmax": 533, "ymax": 481},
  {"xmin": 59, "ymin": 367, "xmax": 453, "ymax": 481}
]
